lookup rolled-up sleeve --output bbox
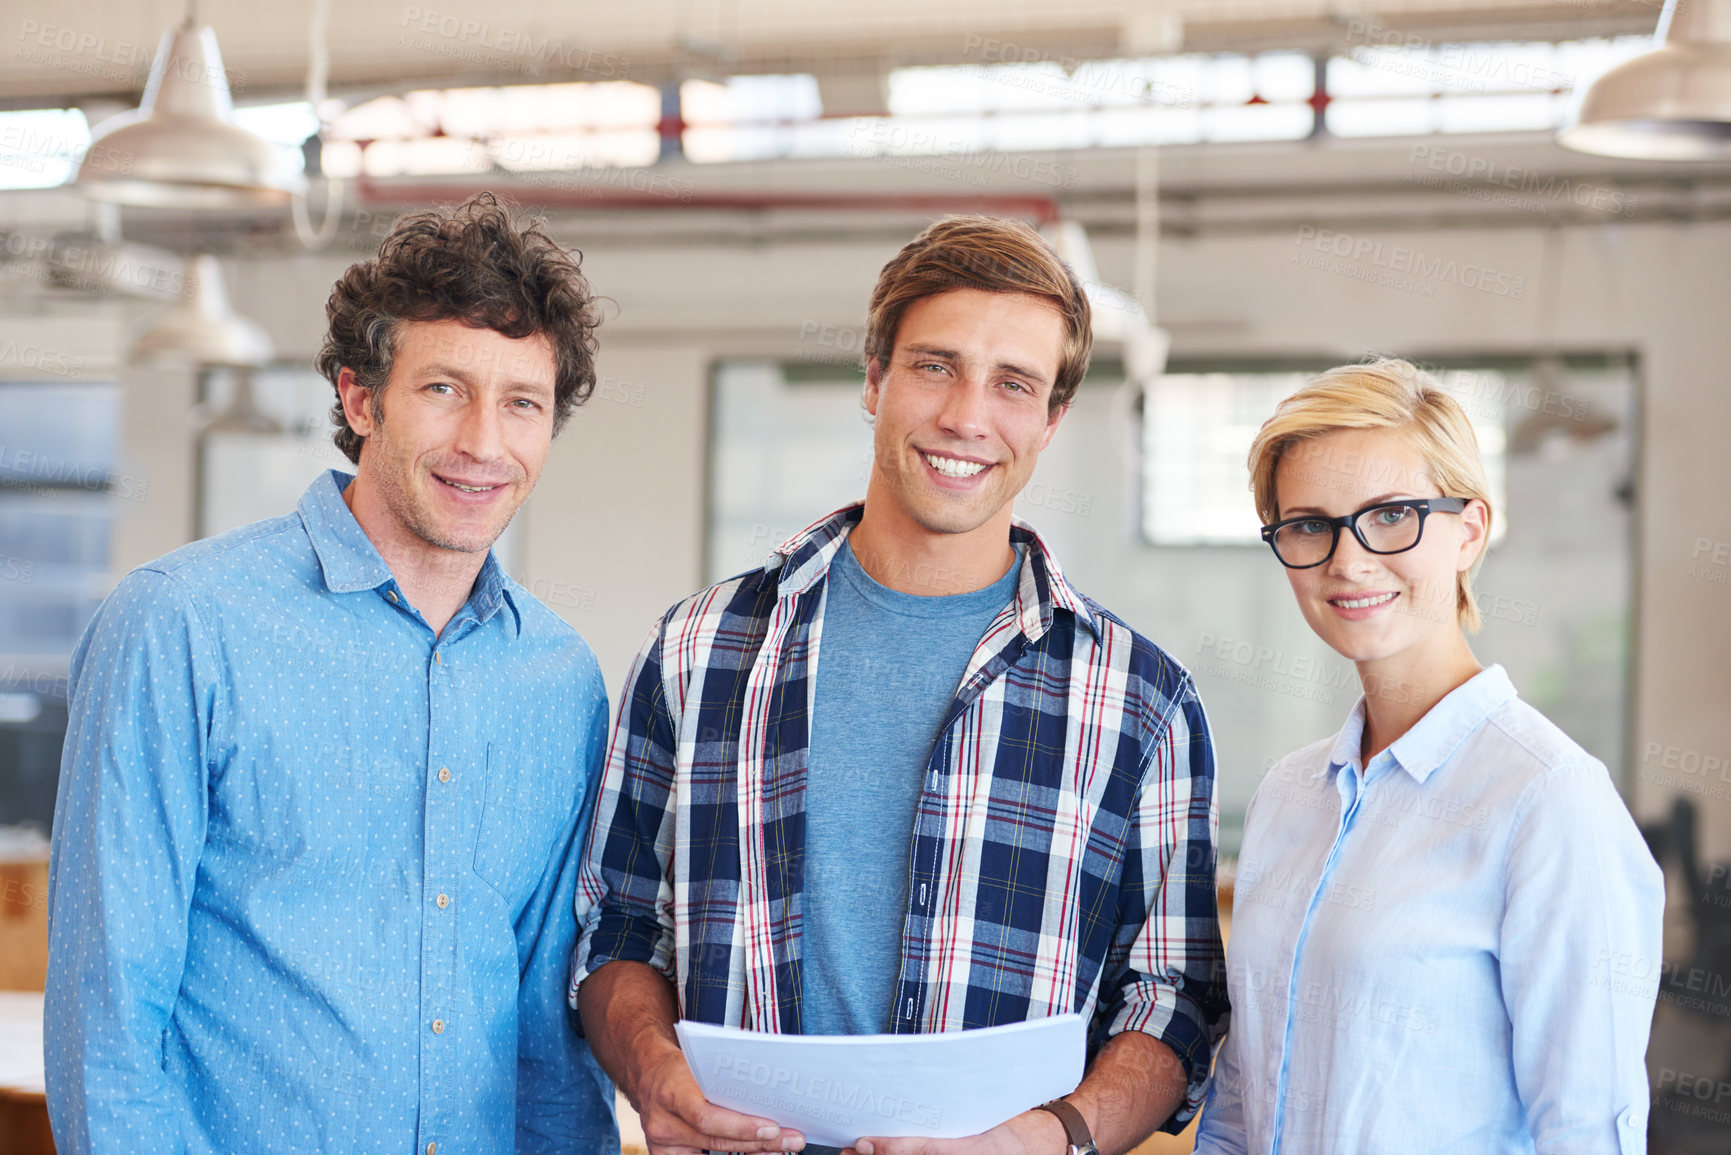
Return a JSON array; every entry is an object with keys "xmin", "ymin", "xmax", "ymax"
[
  {"xmin": 571, "ymin": 618, "xmax": 682, "ymax": 1000},
  {"xmin": 1100, "ymin": 678, "xmax": 1229, "ymax": 1133}
]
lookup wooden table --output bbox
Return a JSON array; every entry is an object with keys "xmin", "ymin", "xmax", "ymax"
[
  {"xmin": 0, "ymin": 840, "xmax": 53, "ymax": 1155},
  {"xmin": 0, "ymin": 852, "xmax": 49, "ymax": 993},
  {"xmin": 0, "ymin": 990, "xmax": 52, "ymax": 1155}
]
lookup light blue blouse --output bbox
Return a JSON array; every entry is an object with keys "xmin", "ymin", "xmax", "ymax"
[{"xmin": 1195, "ymin": 665, "xmax": 1662, "ymax": 1155}]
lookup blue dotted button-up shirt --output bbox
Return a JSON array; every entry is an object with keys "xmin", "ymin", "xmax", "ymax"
[{"xmin": 45, "ymin": 469, "xmax": 617, "ymax": 1155}]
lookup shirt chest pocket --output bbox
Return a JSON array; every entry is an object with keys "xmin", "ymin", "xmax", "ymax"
[{"xmin": 471, "ymin": 742, "xmax": 574, "ymax": 907}]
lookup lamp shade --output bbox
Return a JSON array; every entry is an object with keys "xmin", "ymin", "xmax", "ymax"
[
  {"xmin": 1558, "ymin": 0, "xmax": 1731, "ymax": 160},
  {"xmin": 76, "ymin": 21, "xmax": 305, "ymax": 208},
  {"xmin": 129, "ymin": 255, "xmax": 274, "ymax": 367}
]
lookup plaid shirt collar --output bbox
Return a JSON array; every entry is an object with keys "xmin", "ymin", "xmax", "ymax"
[{"xmin": 768, "ymin": 501, "xmax": 1102, "ymax": 644}]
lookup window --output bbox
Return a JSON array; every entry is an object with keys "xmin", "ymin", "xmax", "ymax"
[
  {"xmin": 1141, "ymin": 368, "xmax": 1508, "ymax": 545},
  {"xmin": 318, "ymin": 82, "xmax": 662, "ymax": 178},
  {"xmin": 1326, "ymin": 36, "xmax": 1648, "ymax": 139},
  {"xmin": 707, "ymin": 355, "xmax": 1640, "ymax": 850},
  {"xmin": 240, "ymin": 34, "xmax": 1658, "ymax": 185},
  {"xmin": 0, "ymin": 381, "xmax": 119, "ymax": 658},
  {"xmin": 0, "ymin": 380, "xmax": 119, "ymax": 829},
  {"xmin": 0, "ymin": 108, "xmax": 93, "ymax": 191},
  {"xmin": 706, "ymin": 360, "xmax": 873, "ymax": 583}
]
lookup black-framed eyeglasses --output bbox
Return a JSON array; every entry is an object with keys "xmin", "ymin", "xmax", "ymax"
[{"xmin": 1260, "ymin": 497, "xmax": 1470, "ymax": 569}]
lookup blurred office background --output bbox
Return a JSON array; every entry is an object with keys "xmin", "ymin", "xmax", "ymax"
[{"xmin": 0, "ymin": 0, "xmax": 1729, "ymax": 1150}]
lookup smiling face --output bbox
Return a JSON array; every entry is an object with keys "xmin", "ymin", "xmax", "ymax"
[
  {"xmin": 862, "ymin": 287, "xmax": 1068, "ymax": 542},
  {"xmin": 339, "ymin": 318, "xmax": 557, "ymax": 556},
  {"xmin": 1272, "ymin": 427, "xmax": 1488, "ymax": 667}
]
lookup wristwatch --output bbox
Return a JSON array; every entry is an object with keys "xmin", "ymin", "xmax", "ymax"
[{"xmin": 1034, "ymin": 1098, "xmax": 1099, "ymax": 1155}]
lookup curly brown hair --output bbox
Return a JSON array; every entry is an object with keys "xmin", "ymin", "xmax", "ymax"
[
  {"xmin": 864, "ymin": 216, "xmax": 1092, "ymax": 414},
  {"xmin": 316, "ymin": 192, "xmax": 602, "ymax": 463}
]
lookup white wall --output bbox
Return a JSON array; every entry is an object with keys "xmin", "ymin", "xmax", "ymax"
[
  {"xmin": 519, "ymin": 346, "xmax": 712, "ymax": 677},
  {"xmin": 84, "ymin": 187, "xmax": 1730, "ymax": 856},
  {"xmin": 519, "ymin": 221, "xmax": 1730, "ymax": 853}
]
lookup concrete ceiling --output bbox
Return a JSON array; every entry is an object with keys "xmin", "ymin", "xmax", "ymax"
[
  {"xmin": 0, "ymin": 0, "xmax": 1666, "ymax": 107},
  {"xmin": 4, "ymin": 0, "xmax": 1714, "ymax": 269}
]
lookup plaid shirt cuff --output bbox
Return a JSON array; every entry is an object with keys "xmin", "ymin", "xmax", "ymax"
[{"xmin": 569, "ymin": 909, "xmax": 676, "ymax": 1020}]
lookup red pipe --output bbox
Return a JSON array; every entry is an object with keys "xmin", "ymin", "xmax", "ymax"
[{"xmin": 354, "ymin": 173, "xmax": 1062, "ymax": 224}]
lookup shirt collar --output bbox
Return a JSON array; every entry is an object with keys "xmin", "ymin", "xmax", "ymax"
[
  {"xmin": 300, "ymin": 470, "xmax": 391, "ymax": 593},
  {"xmin": 767, "ymin": 502, "xmax": 1101, "ymax": 641},
  {"xmin": 1325, "ymin": 664, "xmax": 1517, "ymax": 783},
  {"xmin": 468, "ymin": 552, "xmax": 523, "ymax": 637},
  {"xmin": 1324, "ymin": 699, "xmax": 1370, "ymax": 778},
  {"xmin": 297, "ymin": 469, "xmax": 522, "ymax": 638}
]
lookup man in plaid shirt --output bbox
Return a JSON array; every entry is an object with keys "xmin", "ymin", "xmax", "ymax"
[{"xmin": 573, "ymin": 216, "xmax": 1227, "ymax": 1155}]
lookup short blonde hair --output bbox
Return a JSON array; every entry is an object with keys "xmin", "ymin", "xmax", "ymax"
[{"xmin": 1246, "ymin": 357, "xmax": 1494, "ymax": 632}]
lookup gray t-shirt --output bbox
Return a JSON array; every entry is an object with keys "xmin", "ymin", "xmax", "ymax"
[{"xmin": 801, "ymin": 539, "xmax": 1022, "ymax": 1037}]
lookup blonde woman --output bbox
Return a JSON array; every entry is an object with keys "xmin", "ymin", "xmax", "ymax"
[{"xmin": 1194, "ymin": 359, "xmax": 1661, "ymax": 1154}]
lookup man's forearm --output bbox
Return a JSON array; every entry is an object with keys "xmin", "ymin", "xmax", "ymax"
[
  {"xmin": 576, "ymin": 959, "xmax": 685, "ymax": 1109},
  {"xmin": 577, "ymin": 959, "xmax": 803, "ymax": 1155},
  {"xmin": 1063, "ymin": 1031, "xmax": 1188, "ymax": 1155}
]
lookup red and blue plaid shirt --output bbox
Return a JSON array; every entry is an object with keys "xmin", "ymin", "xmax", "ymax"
[{"xmin": 572, "ymin": 505, "xmax": 1228, "ymax": 1126}]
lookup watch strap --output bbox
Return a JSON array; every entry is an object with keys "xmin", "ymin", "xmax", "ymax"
[{"xmin": 1034, "ymin": 1098, "xmax": 1094, "ymax": 1152}]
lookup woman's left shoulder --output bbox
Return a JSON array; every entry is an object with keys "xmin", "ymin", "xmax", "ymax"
[
  {"xmin": 1481, "ymin": 698, "xmax": 1650, "ymax": 852},
  {"xmin": 1478, "ymin": 695, "xmax": 1605, "ymax": 784}
]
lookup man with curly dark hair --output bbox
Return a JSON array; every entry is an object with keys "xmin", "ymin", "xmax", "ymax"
[{"xmin": 45, "ymin": 192, "xmax": 619, "ymax": 1155}]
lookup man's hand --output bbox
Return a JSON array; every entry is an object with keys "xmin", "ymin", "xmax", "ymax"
[
  {"xmin": 846, "ymin": 1107, "xmax": 1066, "ymax": 1155},
  {"xmin": 846, "ymin": 1030, "xmax": 1187, "ymax": 1155},
  {"xmin": 578, "ymin": 960, "xmax": 805, "ymax": 1155},
  {"xmin": 631, "ymin": 1036, "xmax": 807, "ymax": 1155}
]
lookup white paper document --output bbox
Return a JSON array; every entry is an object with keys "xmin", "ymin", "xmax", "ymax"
[{"xmin": 676, "ymin": 1014, "xmax": 1085, "ymax": 1148}]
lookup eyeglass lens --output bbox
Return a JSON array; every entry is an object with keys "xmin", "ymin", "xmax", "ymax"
[{"xmin": 1272, "ymin": 504, "xmax": 1425, "ymax": 566}]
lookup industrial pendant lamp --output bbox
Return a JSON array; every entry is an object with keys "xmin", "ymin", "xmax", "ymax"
[
  {"xmin": 75, "ymin": 6, "xmax": 305, "ymax": 208},
  {"xmin": 129, "ymin": 255, "xmax": 273, "ymax": 368},
  {"xmin": 1558, "ymin": 0, "xmax": 1731, "ymax": 160}
]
